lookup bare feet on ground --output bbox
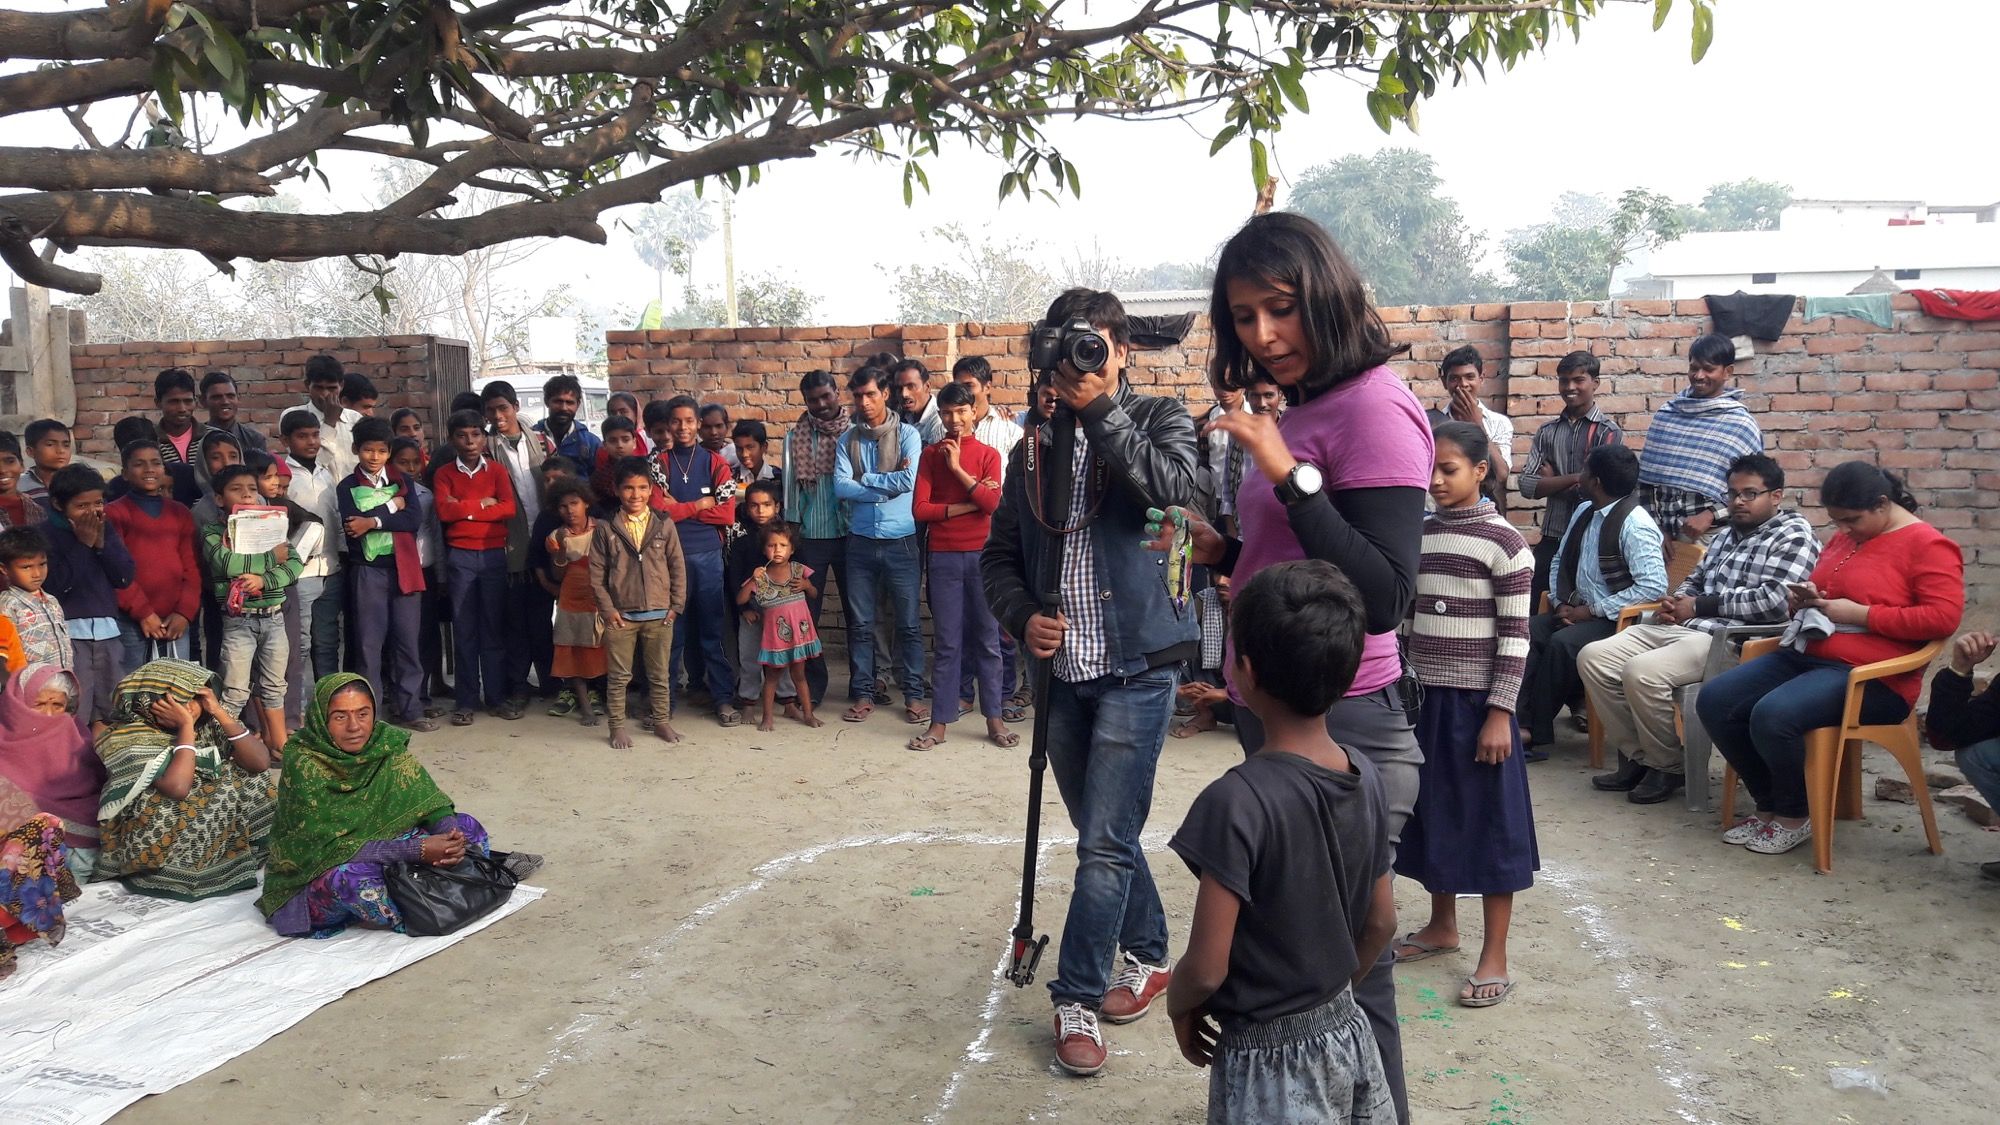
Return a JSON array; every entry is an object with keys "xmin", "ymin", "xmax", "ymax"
[
  {"xmin": 654, "ymin": 721, "xmax": 682, "ymax": 744},
  {"xmin": 608, "ymin": 725, "xmax": 633, "ymax": 750}
]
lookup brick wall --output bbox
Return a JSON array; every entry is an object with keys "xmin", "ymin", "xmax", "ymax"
[
  {"xmin": 66, "ymin": 335, "xmax": 471, "ymax": 457},
  {"xmin": 609, "ymin": 291, "xmax": 2000, "ymax": 619}
]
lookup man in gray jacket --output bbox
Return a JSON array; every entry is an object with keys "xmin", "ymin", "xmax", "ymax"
[{"xmin": 983, "ymin": 288, "xmax": 1200, "ymax": 1079}]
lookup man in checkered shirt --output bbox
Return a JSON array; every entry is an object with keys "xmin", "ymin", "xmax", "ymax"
[
  {"xmin": 1578, "ymin": 453, "xmax": 1822, "ymax": 804},
  {"xmin": 982, "ymin": 287, "xmax": 1200, "ymax": 1080}
]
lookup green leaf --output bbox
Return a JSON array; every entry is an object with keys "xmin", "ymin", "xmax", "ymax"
[
  {"xmin": 1376, "ymin": 71, "xmax": 1406, "ymax": 96},
  {"xmin": 1652, "ymin": 0, "xmax": 1673, "ymax": 32},
  {"xmin": 1365, "ymin": 90, "xmax": 1395, "ymax": 134},
  {"xmin": 1208, "ymin": 123, "xmax": 1241, "ymax": 156},
  {"xmin": 1248, "ymin": 136, "xmax": 1269, "ymax": 191},
  {"xmin": 1273, "ymin": 65, "xmax": 1309, "ymax": 112},
  {"xmin": 1690, "ymin": 3, "xmax": 1714, "ymax": 63}
]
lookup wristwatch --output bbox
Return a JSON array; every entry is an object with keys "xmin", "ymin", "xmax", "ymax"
[{"xmin": 1273, "ymin": 462, "xmax": 1324, "ymax": 507}]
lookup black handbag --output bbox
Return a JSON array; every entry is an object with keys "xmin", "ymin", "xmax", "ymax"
[{"xmin": 384, "ymin": 851, "xmax": 520, "ymax": 936}]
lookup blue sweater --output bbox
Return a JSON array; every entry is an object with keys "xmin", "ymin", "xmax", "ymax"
[
  {"xmin": 833, "ymin": 423, "xmax": 921, "ymax": 540},
  {"xmin": 36, "ymin": 504, "xmax": 137, "ymax": 623}
]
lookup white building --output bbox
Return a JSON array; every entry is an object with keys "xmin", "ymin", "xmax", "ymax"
[{"xmin": 1640, "ymin": 198, "xmax": 2000, "ymax": 298}]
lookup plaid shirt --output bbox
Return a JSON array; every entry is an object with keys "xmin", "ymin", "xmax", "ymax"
[
  {"xmin": 1517, "ymin": 405, "xmax": 1621, "ymax": 537},
  {"xmin": 1638, "ymin": 483, "xmax": 1722, "ymax": 545},
  {"xmin": 1053, "ymin": 427, "xmax": 1111, "ymax": 684},
  {"xmin": 1674, "ymin": 509, "xmax": 1821, "ymax": 634}
]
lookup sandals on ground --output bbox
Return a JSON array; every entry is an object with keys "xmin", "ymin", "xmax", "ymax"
[
  {"xmin": 1458, "ymin": 975, "xmax": 1515, "ymax": 1008},
  {"xmin": 842, "ymin": 699, "xmax": 875, "ymax": 723},
  {"xmin": 904, "ymin": 704, "xmax": 931, "ymax": 725},
  {"xmin": 907, "ymin": 733, "xmax": 945, "ymax": 752},
  {"xmin": 988, "ymin": 729, "xmax": 1021, "ymax": 749},
  {"xmin": 1392, "ymin": 933, "xmax": 1460, "ymax": 964}
]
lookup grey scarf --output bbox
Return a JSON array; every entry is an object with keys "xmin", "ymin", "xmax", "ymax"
[{"xmin": 846, "ymin": 417, "xmax": 902, "ymax": 481}]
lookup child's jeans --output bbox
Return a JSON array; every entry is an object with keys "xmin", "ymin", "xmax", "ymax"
[{"xmin": 221, "ymin": 609, "xmax": 289, "ymax": 716}]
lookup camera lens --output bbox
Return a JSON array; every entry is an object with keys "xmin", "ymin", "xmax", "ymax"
[{"xmin": 1070, "ymin": 332, "xmax": 1108, "ymax": 373}]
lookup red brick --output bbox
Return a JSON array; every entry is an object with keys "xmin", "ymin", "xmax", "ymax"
[
  {"xmin": 1619, "ymin": 300, "xmax": 1674, "ymax": 316},
  {"xmin": 1939, "ymin": 368, "xmax": 2000, "ymax": 389},
  {"xmin": 1510, "ymin": 301, "xmax": 1570, "ymax": 320},
  {"xmin": 1805, "ymin": 335, "xmax": 1866, "ymax": 355},
  {"xmin": 1900, "ymin": 352, "xmax": 1967, "ymax": 370}
]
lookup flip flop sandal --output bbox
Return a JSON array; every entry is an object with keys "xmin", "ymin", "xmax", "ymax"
[
  {"xmin": 1170, "ymin": 718, "xmax": 1213, "ymax": 740},
  {"xmin": 717, "ymin": 707, "xmax": 742, "ymax": 728},
  {"xmin": 907, "ymin": 733, "xmax": 945, "ymax": 752},
  {"xmin": 842, "ymin": 700, "xmax": 875, "ymax": 723},
  {"xmin": 1392, "ymin": 933, "xmax": 1460, "ymax": 964},
  {"xmin": 450, "ymin": 711, "xmax": 475, "ymax": 727},
  {"xmin": 1458, "ymin": 975, "xmax": 1515, "ymax": 1008},
  {"xmin": 1002, "ymin": 702, "xmax": 1030, "ymax": 723},
  {"xmin": 905, "ymin": 704, "xmax": 931, "ymax": 725},
  {"xmin": 988, "ymin": 730, "xmax": 1021, "ymax": 749}
]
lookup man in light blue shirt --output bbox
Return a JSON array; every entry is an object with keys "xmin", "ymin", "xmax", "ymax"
[
  {"xmin": 834, "ymin": 365, "xmax": 926, "ymax": 720},
  {"xmin": 1522, "ymin": 444, "xmax": 1667, "ymax": 754}
]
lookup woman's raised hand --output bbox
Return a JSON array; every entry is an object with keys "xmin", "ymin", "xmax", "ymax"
[{"xmin": 1143, "ymin": 507, "xmax": 1225, "ymax": 567}]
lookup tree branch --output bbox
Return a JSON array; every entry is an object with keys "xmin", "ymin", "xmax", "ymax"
[{"xmin": 0, "ymin": 146, "xmax": 274, "ymax": 193}]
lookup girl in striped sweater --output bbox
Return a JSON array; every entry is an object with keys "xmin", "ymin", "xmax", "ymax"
[{"xmin": 1392, "ymin": 421, "xmax": 1538, "ymax": 1010}]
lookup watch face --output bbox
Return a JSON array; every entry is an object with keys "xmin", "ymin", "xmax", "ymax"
[{"xmin": 1294, "ymin": 463, "xmax": 1323, "ymax": 494}]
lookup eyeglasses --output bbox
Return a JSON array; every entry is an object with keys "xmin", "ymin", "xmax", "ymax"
[{"xmin": 1726, "ymin": 488, "xmax": 1775, "ymax": 502}]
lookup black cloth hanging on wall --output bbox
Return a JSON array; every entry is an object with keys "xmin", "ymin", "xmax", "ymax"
[{"xmin": 1704, "ymin": 291, "xmax": 1797, "ymax": 341}]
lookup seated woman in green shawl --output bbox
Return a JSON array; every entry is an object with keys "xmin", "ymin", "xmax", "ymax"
[
  {"xmin": 93, "ymin": 659, "xmax": 278, "ymax": 900},
  {"xmin": 260, "ymin": 673, "xmax": 539, "ymax": 937}
]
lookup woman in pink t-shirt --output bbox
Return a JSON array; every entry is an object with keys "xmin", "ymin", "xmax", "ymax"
[{"xmin": 1152, "ymin": 209, "xmax": 1433, "ymax": 1122}]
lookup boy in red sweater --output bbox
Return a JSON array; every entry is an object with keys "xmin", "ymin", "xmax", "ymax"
[
  {"xmin": 432, "ymin": 408, "xmax": 520, "ymax": 725},
  {"xmin": 105, "ymin": 441, "xmax": 199, "ymax": 666},
  {"xmin": 910, "ymin": 382, "xmax": 1010, "ymax": 751}
]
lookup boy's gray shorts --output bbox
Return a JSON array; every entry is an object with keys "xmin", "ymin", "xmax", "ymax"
[{"xmin": 1209, "ymin": 988, "xmax": 1393, "ymax": 1125}]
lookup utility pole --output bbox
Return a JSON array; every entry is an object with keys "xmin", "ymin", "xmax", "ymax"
[{"xmin": 722, "ymin": 193, "xmax": 739, "ymax": 328}]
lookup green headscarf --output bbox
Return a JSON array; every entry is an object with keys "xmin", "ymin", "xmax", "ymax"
[
  {"xmin": 257, "ymin": 673, "xmax": 455, "ymax": 918},
  {"xmin": 95, "ymin": 659, "xmax": 229, "ymax": 823}
]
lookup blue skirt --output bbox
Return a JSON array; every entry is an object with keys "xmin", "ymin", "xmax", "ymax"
[{"xmin": 1394, "ymin": 686, "xmax": 1539, "ymax": 895}]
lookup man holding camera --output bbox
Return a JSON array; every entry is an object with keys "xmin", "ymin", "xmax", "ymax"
[{"xmin": 983, "ymin": 288, "xmax": 1200, "ymax": 1077}]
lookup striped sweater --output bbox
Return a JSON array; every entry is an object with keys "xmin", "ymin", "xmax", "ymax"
[{"xmin": 1409, "ymin": 501, "xmax": 1534, "ymax": 713}]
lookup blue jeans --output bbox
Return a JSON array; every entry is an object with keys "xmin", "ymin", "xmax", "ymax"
[
  {"xmin": 845, "ymin": 534, "xmax": 925, "ymax": 704},
  {"xmin": 447, "ymin": 547, "xmax": 510, "ymax": 710},
  {"xmin": 1695, "ymin": 648, "xmax": 1909, "ymax": 819},
  {"xmin": 670, "ymin": 548, "xmax": 735, "ymax": 708},
  {"xmin": 1956, "ymin": 738, "xmax": 2000, "ymax": 811},
  {"xmin": 117, "ymin": 618, "xmax": 190, "ymax": 670},
  {"xmin": 1045, "ymin": 665, "xmax": 1177, "ymax": 1009},
  {"xmin": 929, "ymin": 550, "xmax": 1001, "ymax": 723}
]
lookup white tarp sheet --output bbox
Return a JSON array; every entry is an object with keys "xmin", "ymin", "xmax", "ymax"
[{"xmin": 0, "ymin": 878, "xmax": 543, "ymax": 1124}]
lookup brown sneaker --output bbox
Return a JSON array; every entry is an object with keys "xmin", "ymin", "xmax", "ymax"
[
  {"xmin": 1052, "ymin": 1003, "xmax": 1106, "ymax": 1077},
  {"xmin": 1100, "ymin": 952, "xmax": 1172, "ymax": 1024}
]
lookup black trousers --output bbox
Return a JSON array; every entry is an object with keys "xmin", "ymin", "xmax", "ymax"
[
  {"xmin": 1522, "ymin": 611, "xmax": 1616, "ymax": 744},
  {"xmin": 1529, "ymin": 536, "xmax": 1560, "ymax": 612}
]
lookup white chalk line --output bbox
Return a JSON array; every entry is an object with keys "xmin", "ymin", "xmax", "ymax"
[
  {"xmin": 1541, "ymin": 863, "xmax": 1720, "ymax": 1125},
  {"xmin": 471, "ymin": 828, "xmax": 1172, "ymax": 1125}
]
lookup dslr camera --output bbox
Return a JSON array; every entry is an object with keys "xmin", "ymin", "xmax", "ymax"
[{"xmin": 1029, "ymin": 317, "xmax": 1110, "ymax": 374}]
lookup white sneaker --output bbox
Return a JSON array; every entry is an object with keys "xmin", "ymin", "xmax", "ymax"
[
  {"xmin": 1746, "ymin": 820, "xmax": 1813, "ymax": 855},
  {"xmin": 1722, "ymin": 817, "xmax": 1772, "ymax": 845}
]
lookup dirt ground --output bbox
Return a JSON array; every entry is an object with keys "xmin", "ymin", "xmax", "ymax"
[{"xmin": 111, "ymin": 703, "xmax": 2000, "ymax": 1125}]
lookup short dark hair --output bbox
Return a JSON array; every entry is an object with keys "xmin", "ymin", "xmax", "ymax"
[
  {"xmin": 340, "ymin": 372, "xmax": 378, "ymax": 403},
  {"xmin": 936, "ymin": 382, "xmax": 974, "ymax": 410},
  {"xmin": 112, "ymin": 415, "xmax": 158, "ymax": 451},
  {"xmin": 352, "ymin": 416, "xmax": 393, "ymax": 450},
  {"xmin": 199, "ymin": 369, "xmax": 236, "ymax": 396},
  {"xmin": 1231, "ymin": 560, "xmax": 1366, "ymax": 716},
  {"xmin": 542, "ymin": 454, "xmax": 579, "ymax": 477},
  {"xmin": 602, "ymin": 414, "xmax": 637, "ymax": 437},
  {"xmin": 731, "ymin": 419, "xmax": 768, "ymax": 444},
  {"xmin": 951, "ymin": 355, "xmax": 993, "ymax": 384},
  {"xmin": 449, "ymin": 390, "xmax": 484, "ymax": 414},
  {"xmin": 699, "ymin": 402, "xmax": 729, "ymax": 422},
  {"xmin": 1440, "ymin": 345, "xmax": 1483, "ymax": 376},
  {"xmin": 799, "ymin": 369, "xmax": 838, "ymax": 396},
  {"xmin": 1585, "ymin": 443, "xmax": 1640, "ymax": 498},
  {"xmin": 305, "ymin": 354, "xmax": 344, "ymax": 385},
  {"xmin": 740, "ymin": 478, "xmax": 783, "ymax": 529},
  {"xmin": 48, "ymin": 464, "xmax": 107, "ymax": 508},
  {"xmin": 154, "ymin": 367, "xmax": 197, "ymax": 402},
  {"xmin": 389, "ymin": 407, "xmax": 422, "ymax": 431},
  {"xmin": 390, "ymin": 437, "xmax": 425, "ymax": 463},
  {"xmin": 243, "ymin": 449, "xmax": 277, "ymax": 476},
  {"xmin": 1688, "ymin": 333, "xmax": 1738, "ymax": 368},
  {"xmin": 119, "ymin": 440, "xmax": 159, "ymax": 467},
  {"xmin": 0, "ymin": 431, "xmax": 18, "ymax": 460},
  {"xmin": 664, "ymin": 395, "xmax": 700, "ymax": 420},
  {"xmin": 1822, "ymin": 460, "xmax": 1919, "ymax": 514},
  {"xmin": 1556, "ymin": 350, "xmax": 1601, "ymax": 379},
  {"xmin": 0, "ymin": 526, "xmax": 49, "ymax": 565},
  {"xmin": 612, "ymin": 455, "xmax": 654, "ymax": 486},
  {"xmin": 210, "ymin": 463, "xmax": 258, "ymax": 495},
  {"xmin": 544, "ymin": 475, "xmax": 596, "ymax": 514},
  {"xmin": 24, "ymin": 419, "xmax": 70, "ymax": 445},
  {"xmin": 642, "ymin": 399, "xmax": 673, "ymax": 428},
  {"xmin": 480, "ymin": 380, "xmax": 519, "ymax": 408},
  {"xmin": 280, "ymin": 410, "xmax": 321, "ymax": 437},
  {"xmin": 446, "ymin": 409, "xmax": 486, "ymax": 435},
  {"xmin": 889, "ymin": 358, "xmax": 930, "ymax": 382},
  {"xmin": 1040, "ymin": 287, "xmax": 1131, "ymax": 349},
  {"xmin": 1210, "ymin": 212, "xmax": 1403, "ymax": 395},
  {"xmin": 1728, "ymin": 453, "xmax": 1784, "ymax": 492},
  {"xmin": 543, "ymin": 374, "xmax": 583, "ymax": 401},
  {"xmin": 848, "ymin": 365, "xmax": 890, "ymax": 392}
]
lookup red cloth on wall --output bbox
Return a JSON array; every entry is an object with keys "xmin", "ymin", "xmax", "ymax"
[{"xmin": 1910, "ymin": 289, "xmax": 2000, "ymax": 322}]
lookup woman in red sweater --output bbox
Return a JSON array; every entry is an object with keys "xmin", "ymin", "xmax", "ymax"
[
  {"xmin": 909, "ymin": 383, "xmax": 1013, "ymax": 752},
  {"xmin": 1696, "ymin": 462, "xmax": 1964, "ymax": 856}
]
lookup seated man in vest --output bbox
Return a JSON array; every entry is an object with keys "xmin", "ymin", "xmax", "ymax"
[
  {"xmin": 1578, "ymin": 454, "xmax": 1821, "ymax": 803},
  {"xmin": 1520, "ymin": 444, "xmax": 1667, "ymax": 757}
]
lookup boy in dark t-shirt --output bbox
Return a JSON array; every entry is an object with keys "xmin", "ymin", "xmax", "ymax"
[{"xmin": 1167, "ymin": 559, "xmax": 1397, "ymax": 1124}]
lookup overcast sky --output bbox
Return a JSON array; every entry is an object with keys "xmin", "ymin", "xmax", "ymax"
[{"xmin": 7, "ymin": 0, "xmax": 1997, "ymax": 327}]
